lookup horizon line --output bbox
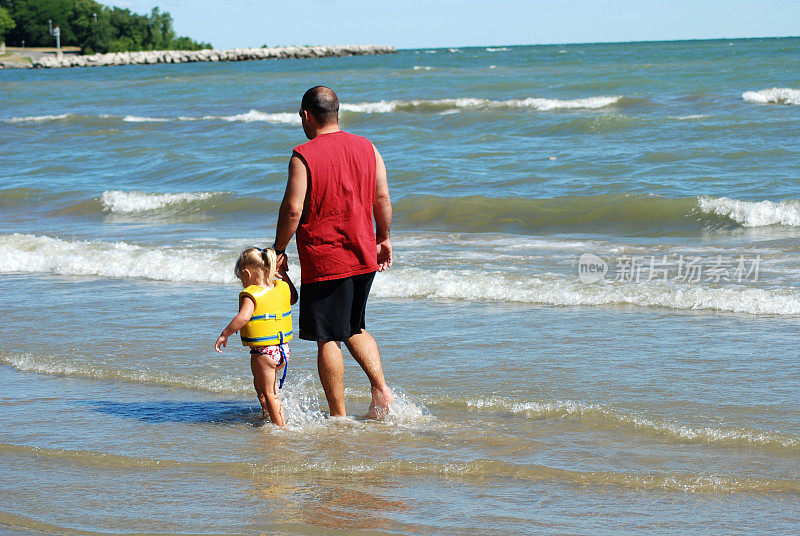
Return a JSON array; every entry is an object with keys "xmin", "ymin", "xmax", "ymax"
[{"xmin": 392, "ymin": 34, "xmax": 800, "ymax": 51}]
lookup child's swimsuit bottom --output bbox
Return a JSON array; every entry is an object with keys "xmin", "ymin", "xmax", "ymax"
[{"xmin": 249, "ymin": 343, "xmax": 289, "ymax": 367}]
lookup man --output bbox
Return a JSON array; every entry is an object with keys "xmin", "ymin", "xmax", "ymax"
[{"xmin": 272, "ymin": 86, "xmax": 394, "ymax": 418}]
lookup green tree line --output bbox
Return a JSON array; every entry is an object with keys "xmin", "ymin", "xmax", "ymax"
[{"xmin": 0, "ymin": 0, "xmax": 211, "ymax": 54}]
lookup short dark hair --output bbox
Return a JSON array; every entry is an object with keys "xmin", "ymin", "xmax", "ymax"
[{"xmin": 301, "ymin": 86, "xmax": 339, "ymax": 125}]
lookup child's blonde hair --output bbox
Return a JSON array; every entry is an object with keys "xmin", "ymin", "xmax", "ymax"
[{"xmin": 234, "ymin": 247, "xmax": 277, "ymax": 284}]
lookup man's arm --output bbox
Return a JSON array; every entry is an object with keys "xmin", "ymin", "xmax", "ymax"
[
  {"xmin": 274, "ymin": 154, "xmax": 308, "ymax": 259},
  {"xmin": 373, "ymin": 146, "xmax": 392, "ymax": 271}
]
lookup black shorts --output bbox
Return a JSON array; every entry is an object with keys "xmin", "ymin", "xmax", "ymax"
[{"xmin": 299, "ymin": 271, "xmax": 376, "ymax": 342}]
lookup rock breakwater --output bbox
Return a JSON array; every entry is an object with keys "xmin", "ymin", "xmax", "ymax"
[{"xmin": 23, "ymin": 44, "xmax": 395, "ymax": 69}]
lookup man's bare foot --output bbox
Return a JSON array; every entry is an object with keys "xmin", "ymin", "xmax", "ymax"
[{"xmin": 366, "ymin": 386, "xmax": 394, "ymax": 419}]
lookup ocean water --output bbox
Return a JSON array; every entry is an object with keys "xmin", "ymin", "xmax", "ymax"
[{"xmin": 1, "ymin": 38, "xmax": 800, "ymax": 535}]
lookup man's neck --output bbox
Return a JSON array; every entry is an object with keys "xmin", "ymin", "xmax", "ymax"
[{"xmin": 312, "ymin": 124, "xmax": 341, "ymax": 137}]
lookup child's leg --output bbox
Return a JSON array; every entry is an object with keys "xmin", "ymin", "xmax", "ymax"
[
  {"xmin": 271, "ymin": 362, "xmax": 285, "ymax": 426},
  {"xmin": 251, "ymin": 355, "xmax": 285, "ymax": 427},
  {"xmin": 250, "ymin": 355, "xmax": 269, "ymax": 416}
]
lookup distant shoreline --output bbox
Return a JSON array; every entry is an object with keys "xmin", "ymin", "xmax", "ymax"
[{"xmin": 0, "ymin": 44, "xmax": 396, "ymax": 69}]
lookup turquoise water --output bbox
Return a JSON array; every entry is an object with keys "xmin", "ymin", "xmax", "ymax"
[{"xmin": 1, "ymin": 38, "xmax": 800, "ymax": 534}]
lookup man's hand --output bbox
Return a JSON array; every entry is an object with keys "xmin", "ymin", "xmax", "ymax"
[
  {"xmin": 376, "ymin": 237, "xmax": 392, "ymax": 271},
  {"xmin": 275, "ymin": 254, "xmax": 289, "ymax": 280},
  {"xmin": 214, "ymin": 333, "xmax": 228, "ymax": 353},
  {"xmin": 275, "ymin": 252, "xmax": 288, "ymax": 275}
]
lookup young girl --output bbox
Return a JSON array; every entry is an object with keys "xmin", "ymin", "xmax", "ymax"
[{"xmin": 215, "ymin": 247, "xmax": 298, "ymax": 426}]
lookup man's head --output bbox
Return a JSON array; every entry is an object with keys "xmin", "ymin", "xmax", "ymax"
[{"xmin": 299, "ymin": 86, "xmax": 339, "ymax": 138}]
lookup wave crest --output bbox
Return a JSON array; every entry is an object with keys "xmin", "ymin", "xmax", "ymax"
[
  {"xmin": 3, "ymin": 232, "xmax": 800, "ymax": 315},
  {"xmin": 3, "ymin": 113, "xmax": 72, "ymax": 123},
  {"xmin": 100, "ymin": 191, "xmax": 218, "ymax": 213},
  {"xmin": 0, "ymin": 233, "xmax": 234, "ymax": 283},
  {"xmin": 121, "ymin": 110, "xmax": 300, "ymax": 124},
  {"xmin": 341, "ymin": 95, "xmax": 623, "ymax": 114},
  {"xmin": 465, "ymin": 397, "xmax": 800, "ymax": 450},
  {"xmin": 742, "ymin": 87, "xmax": 800, "ymax": 105},
  {"xmin": 698, "ymin": 196, "xmax": 800, "ymax": 227},
  {"xmin": 372, "ymin": 267, "xmax": 800, "ymax": 316}
]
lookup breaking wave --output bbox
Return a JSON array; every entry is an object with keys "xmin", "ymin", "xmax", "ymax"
[
  {"xmin": 100, "ymin": 191, "xmax": 218, "ymax": 213},
  {"xmin": 0, "ymin": 233, "xmax": 235, "ymax": 283},
  {"xmin": 123, "ymin": 110, "xmax": 300, "ymax": 124},
  {"xmin": 0, "ymin": 355, "xmax": 429, "ymax": 430},
  {"xmin": 2, "ymin": 113, "xmax": 72, "ymax": 123},
  {"xmin": 372, "ymin": 267, "xmax": 800, "ymax": 316},
  {"xmin": 340, "ymin": 95, "xmax": 624, "ymax": 114},
  {"xmin": 464, "ymin": 397, "xmax": 800, "ymax": 451},
  {"xmin": 742, "ymin": 87, "xmax": 800, "ymax": 106},
  {"xmin": 121, "ymin": 115, "xmax": 170, "ymax": 122},
  {"xmin": 5, "ymin": 96, "xmax": 621, "ymax": 126},
  {"xmin": 2, "ymin": 232, "xmax": 799, "ymax": 315},
  {"xmin": 5, "ymin": 111, "xmax": 300, "ymax": 125},
  {"xmin": 394, "ymin": 194, "xmax": 800, "ymax": 234},
  {"xmin": 698, "ymin": 196, "xmax": 800, "ymax": 227},
  {"xmin": 0, "ymin": 353, "xmax": 251, "ymax": 394}
]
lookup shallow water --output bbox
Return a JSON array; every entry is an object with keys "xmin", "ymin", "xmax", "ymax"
[{"xmin": 2, "ymin": 38, "xmax": 800, "ymax": 534}]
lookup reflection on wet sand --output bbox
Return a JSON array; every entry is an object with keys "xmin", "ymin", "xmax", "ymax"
[{"xmin": 247, "ymin": 474, "xmax": 412, "ymax": 532}]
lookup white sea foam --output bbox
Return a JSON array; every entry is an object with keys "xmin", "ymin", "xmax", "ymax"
[
  {"xmin": 371, "ymin": 267, "xmax": 800, "ymax": 316},
  {"xmin": 341, "ymin": 95, "xmax": 622, "ymax": 114},
  {"xmin": 89, "ymin": 111, "xmax": 300, "ymax": 124},
  {"xmin": 4, "ymin": 113, "xmax": 71, "ymax": 123},
  {"xmin": 412, "ymin": 65, "xmax": 433, "ymax": 71},
  {"xmin": 698, "ymin": 196, "xmax": 800, "ymax": 227},
  {"xmin": 503, "ymin": 95, "xmax": 622, "ymax": 110},
  {"xmin": 126, "ymin": 110, "xmax": 299, "ymax": 124},
  {"xmin": 100, "ymin": 191, "xmax": 216, "ymax": 213},
  {"xmin": 340, "ymin": 101, "xmax": 402, "ymax": 113},
  {"xmin": 0, "ymin": 353, "xmax": 252, "ymax": 394},
  {"xmin": 742, "ymin": 87, "xmax": 800, "ymax": 106},
  {"xmin": 669, "ymin": 114, "xmax": 708, "ymax": 120},
  {"xmin": 122, "ymin": 115, "xmax": 170, "ymax": 122},
  {"xmin": 201, "ymin": 109, "xmax": 300, "ymax": 124},
  {"xmin": 466, "ymin": 397, "xmax": 800, "ymax": 449},
  {"xmin": 486, "ymin": 47, "xmax": 509, "ymax": 52},
  {"xmin": 384, "ymin": 389, "xmax": 434, "ymax": 427},
  {"xmin": 3, "ymin": 233, "xmax": 796, "ymax": 315},
  {"xmin": 391, "ymin": 233, "xmax": 604, "ymax": 251},
  {"xmin": 0, "ymin": 353, "xmax": 427, "ymax": 432},
  {"xmin": 0, "ymin": 233, "xmax": 235, "ymax": 283}
]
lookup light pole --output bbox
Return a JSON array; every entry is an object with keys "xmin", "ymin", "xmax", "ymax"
[{"xmin": 48, "ymin": 19, "xmax": 62, "ymax": 59}]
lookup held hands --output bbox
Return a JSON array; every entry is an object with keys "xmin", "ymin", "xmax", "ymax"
[
  {"xmin": 214, "ymin": 333, "xmax": 228, "ymax": 353},
  {"xmin": 274, "ymin": 252, "xmax": 289, "ymax": 280},
  {"xmin": 376, "ymin": 237, "xmax": 393, "ymax": 272}
]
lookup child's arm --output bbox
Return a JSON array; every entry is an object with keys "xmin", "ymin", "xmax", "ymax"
[
  {"xmin": 215, "ymin": 297, "xmax": 255, "ymax": 352},
  {"xmin": 277, "ymin": 265, "xmax": 298, "ymax": 305}
]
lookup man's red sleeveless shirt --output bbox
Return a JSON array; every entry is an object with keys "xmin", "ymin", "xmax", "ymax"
[{"xmin": 292, "ymin": 131, "xmax": 378, "ymax": 284}]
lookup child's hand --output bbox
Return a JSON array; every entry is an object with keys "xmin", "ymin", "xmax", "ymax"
[
  {"xmin": 276, "ymin": 264, "xmax": 289, "ymax": 280},
  {"xmin": 215, "ymin": 333, "xmax": 228, "ymax": 353}
]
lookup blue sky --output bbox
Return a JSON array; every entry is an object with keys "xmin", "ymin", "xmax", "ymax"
[{"xmin": 107, "ymin": 0, "xmax": 800, "ymax": 50}]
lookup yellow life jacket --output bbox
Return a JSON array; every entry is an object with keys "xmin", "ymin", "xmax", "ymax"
[{"xmin": 239, "ymin": 281, "xmax": 293, "ymax": 347}]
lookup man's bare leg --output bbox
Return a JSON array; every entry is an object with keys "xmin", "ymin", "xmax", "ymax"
[
  {"xmin": 345, "ymin": 330, "xmax": 394, "ymax": 418},
  {"xmin": 318, "ymin": 340, "xmax": 346, "ymax": 417}
]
